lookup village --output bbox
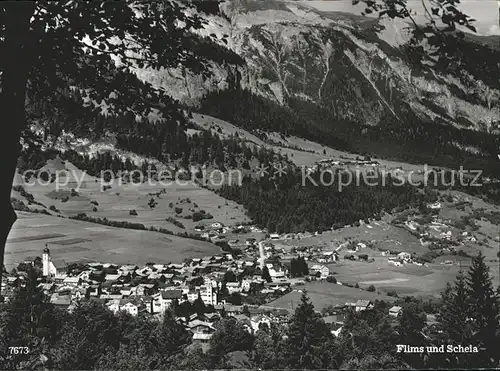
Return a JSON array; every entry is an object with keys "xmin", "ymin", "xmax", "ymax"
[
  {"xmin": 1, "ymin": 224, "xmax": 408, "ymax": 344},
  {"xmin": 2, "ymin": 192, "xmax": 494, "ymax": 345}
]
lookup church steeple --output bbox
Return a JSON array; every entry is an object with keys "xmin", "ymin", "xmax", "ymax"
[{"xmin": 42, "ymin": 244, "xmax": 51, "ymax": 277}]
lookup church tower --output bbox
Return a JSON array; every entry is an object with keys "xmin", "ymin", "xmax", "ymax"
[{"xmin": 42, "ymin": 244, "xmax": 51, "ymax": 277}]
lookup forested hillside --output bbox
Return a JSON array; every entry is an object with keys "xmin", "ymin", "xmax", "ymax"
[{"xmin": 200, "ymin": 88, "xmax": 500, "ymax": 177}]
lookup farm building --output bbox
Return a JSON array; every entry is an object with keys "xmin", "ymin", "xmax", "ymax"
[
  {"xmin": 389, "ymin": 306, "xmax": 402, "ymax": 317},
  {"xmin": 355, "ymin": 300, "xmax": 373, "ymax": 312}
]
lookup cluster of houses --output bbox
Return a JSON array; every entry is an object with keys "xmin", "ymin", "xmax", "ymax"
[
  {"xmin": 398, "ymin": 206, "xmax": 480, "ymax": 264},
  {"xmin": 312, "ymin": 158, "xmax": 380, "ymax": 171},
  {"xmin": 257, "ymin": 241, "xmax": 339, "ymax": 265},
  {"xmin": 0, "ymin": 242, "xmax": 418, "ymax": 343},
  {"xmin": 194, "ymin": 221, "xmax": 264, "ymax": 245},
  {"xmin": 176, "ymin": 307, "xmax": 291, "ymax": 342},
  {"xmin": 2, "ymin": 248, "xmax": 333, "ymax": 343},
  {"xmin": 319, "ymin": 300, "xmax": 405, "ymax": 337},
  {"xmin": 0, "ymin": 246, "xmax": 301, "ymax": 341},
  {"xmin": 0, "ymin": 245, "xmax": 314, "ymax": 317},
  {"xmin": 387, "ymin": 252, "xmax": 415, "ymax": 267}
]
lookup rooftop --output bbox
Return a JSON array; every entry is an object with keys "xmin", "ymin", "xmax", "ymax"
[{"xmin": 160, "ymin": 290, "xmax": 183, "ymax": 300}]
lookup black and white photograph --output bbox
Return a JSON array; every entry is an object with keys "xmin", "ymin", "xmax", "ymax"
[{"xmin": 1, "ymin": 0, "xmax": 499, "ymax": 369}]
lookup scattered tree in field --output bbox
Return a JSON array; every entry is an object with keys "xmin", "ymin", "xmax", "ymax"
[
  {"xmin": 290, "ymin": 256, "xmax": 309, "ymax": 277},
  {"xmin": 261, "ymin": 266, "xmax": 272, "ymax": 283},
  {"xmin": 223, "ymin": 270, "xmax": 237, "ymax": 283},
  {"xmin": 397, "ymin": 299, "xmax": 427, "ymax": 368},
  {"xmin": 252, "ymin": 327, "xmax": 282, "ymax": 369},
  {"xmin": 148, "ymin": 197, "xmax": 157, "ymax": 209},
  {"xmin": 326, "ymin": 275, "xmax": 337, "ymax": 284},
  {"xmin": 192, "ymin": 293, "xmax": 207, "ymax": 315}
]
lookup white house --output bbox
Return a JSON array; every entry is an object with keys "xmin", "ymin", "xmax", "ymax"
[
  {"xmin": 331, "ymin": 324, "xmax": 343, "ymax": 337},
  {"xmin": 427, "ymin": 202, "xmax": 442, "ymax": 209},
  {"xmin": 54, "ymin": 273, "xmax": 68, "ymax": 283},
  {"xmin": 152, "ymin": 290, "xmax": 183, "ymax": 314},
  {"xmin": 120, "ymin": 300, "xmax": 139, "ymax": 316},
  {"xmin": 77, "ymin": 271, "xmax": 91, "ymax": 281},
  {"xmin": 388, "ymin": 260, "xmax": 403, "ymax": 267},
  {"xmin": 188, "ymin": 320, "xmax": 215, "ymax": 342},
  {"xmin": 268, "ymin": 266, "xmax": 286, "ymax": 280},
  {"xmin": 106, "ymin": 299, "xmax": 121, "ymax": 314},
  {"xmin": 187, "ymin": 279, "xmax": 218, "ymax": 306},
  {"xmin": 210, "ymin": 222, "xmax": 223, "ymax": 229},
  {"xmin": 104, "ymin": 273, "xmax": 122, "ymax": 281},
  {"xmin": 310, "ymin": 264, "xmax": 329, "ymax": 280},
  {"xmin": 106, "ymin": 299, "xmax": 139, "ymax": 316},
  {"xmin": 389, "ymin": 306, "xmax": 402, "ymax": 317},
  {"xmin": 70, "ymin": 288, "xmax": 86, "ymax": 302},
  {"xmin": 241, "ymin": 279, "xmax": 252, "ymax": 292},
  {"xmin": 355, "ymin": 300, "xmax": 373, "ymax": 312},
  {"xmin": 397, "ymin": 252, "xmax": 412, "ymax": 261},
  {"xmin": 62, "ymin": 276, "xmax": 81, "ymax": 286},
  {"xmin": 319, "ymin": 251, "xmax": 338, "ymax": 263},
  {"xmin": 405, "ymin": 221, "xmax": 419, "ymax": 231}
]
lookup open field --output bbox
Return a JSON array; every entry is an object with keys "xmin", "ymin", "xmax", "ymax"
[
  {"xmin": 266, "ymin": 281, "xmax": 397, "ymax": 311},
  {"xmin": 12, "ymin": 157, "xmax": 250, "ymax": 234},
  {"xmin": 4, "ymin": 212, "xmax": 221, "ymax": 270},
  {"xmin": 267, "ymin": 205, "xmax": 499, "ymax": 297},
  {"xmin": 265, "ymin": 192, "xmax": 500, "ymax": 296},
  {"xmin": 327, "ymin": 258, "xmax": 463, "ymax": 297}
]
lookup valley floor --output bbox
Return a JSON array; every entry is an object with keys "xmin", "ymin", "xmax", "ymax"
[{"xmin": 5, "ymin": 212, "xmax": 221, "ymax": 271}]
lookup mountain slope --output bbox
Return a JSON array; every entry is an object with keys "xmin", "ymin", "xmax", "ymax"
[
  {"xmin": 131, "ymin": 0, "xmax": 500, "ymax": 132},
  {"xmin": 118, "ymin": 0, "xmax": 500, "ymax": 178},
  {"xmin": 21, "ymin": 0, "xmax": 500, "ymax": 179},
  {"xmin": 229, "ymin": 1, "xmax": 499, "ymax": 129}
]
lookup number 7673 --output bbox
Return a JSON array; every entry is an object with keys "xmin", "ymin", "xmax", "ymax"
[{"xmin": 9, "ymin": 347, "xmax": 29, "ymax": 355}]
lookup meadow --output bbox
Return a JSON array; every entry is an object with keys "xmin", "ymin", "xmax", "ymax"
[
  {"xmin": 266, "ymin": 281, "xmax": 397, "ymax": 311},
  {"xmin": 4, "ymin": 212, "xmax": 221, "ymax": 271},
  {"xmin": 12, "ymin": 156, "xmax": 250, "ymax": 235},
  {"xmin": 328, "ymin": 258, "xmax": 462, "ymax": 297}
]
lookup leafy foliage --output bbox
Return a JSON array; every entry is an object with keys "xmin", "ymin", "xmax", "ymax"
[
  {"xmin": 208, "ymin": 317, "xmax": 254, "ymax": 368},
  {"xmin": 354, "ymin": 0, "xmax": 477, "ymax": 71}
]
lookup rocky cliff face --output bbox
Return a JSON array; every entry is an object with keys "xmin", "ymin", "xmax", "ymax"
[{"xmin": 136, "ymin": 0, "xmax": 499, "ymax": 136}]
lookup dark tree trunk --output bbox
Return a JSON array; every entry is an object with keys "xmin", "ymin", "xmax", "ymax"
[{"xmin": 0, "ymin": 2, "xmax": 35, "ymax": 285}]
